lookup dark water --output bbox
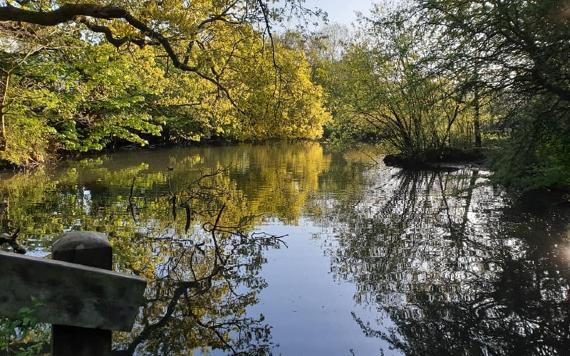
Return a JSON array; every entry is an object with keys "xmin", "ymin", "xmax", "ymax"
[{"xmin": 1, "ymin": 142, "xmax": 569, "ymax": 355}]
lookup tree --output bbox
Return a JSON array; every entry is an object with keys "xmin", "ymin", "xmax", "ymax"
[
  {"xmin": 0, "ymin": 31, "xmax": 167, "ymax": 165},
  {"xmin": 321, "ymin": 8, "xmax": 479, "ymax": 155},
  {"xmin": 417, "ymin": 0, "xmax": 570, "ymax": 101},
  {"xmin": 0, "ymin": 1, "xmax": 331, "ymax": 167},
  {"xmin": 416, "ymin": 0, "xmax": 570, "ymax": 189},
  {"xmin": 0, "ymin": 0, "xmax": 321, "ymax": 99}
]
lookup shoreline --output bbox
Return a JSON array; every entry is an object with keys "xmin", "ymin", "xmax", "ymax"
[
  {"xmin": 383, "ymin": 148, "xmax": 488, "ymax": 172},
  {"xmin": 0, "ymin": 138, "xmax": 319, "ymax": 173}
]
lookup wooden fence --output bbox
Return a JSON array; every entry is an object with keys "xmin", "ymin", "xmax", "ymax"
[{"xmin": 0, "ymin": 231, "xmax": 147, "ymax": 356}]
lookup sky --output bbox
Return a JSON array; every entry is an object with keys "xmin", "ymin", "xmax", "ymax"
[{"xmin": 303, "ymin": 0, "xmax": 376, "ymax": 25}]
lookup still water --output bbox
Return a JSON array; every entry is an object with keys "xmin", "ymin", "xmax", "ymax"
[{"xmin": 1, "ymin": 142, "xmax": 569, "ymax": 355}]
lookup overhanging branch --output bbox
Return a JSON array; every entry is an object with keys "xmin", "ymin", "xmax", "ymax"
[
  {"xmin": 0, "ymin": 4, "xmax": 199, "ymax": 71},
  {"xmin": 0, "ymin": 2, "xmax": 284, "ymax": 113}
]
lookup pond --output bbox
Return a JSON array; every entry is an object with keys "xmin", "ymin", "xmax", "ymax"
[{"xmin": 0, "ymin": 142, "xmax": 569, "ymax": 355}]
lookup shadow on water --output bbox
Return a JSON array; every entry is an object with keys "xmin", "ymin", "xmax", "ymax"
[
  {"xmin": 0, "ymin": 142, "xmax": 568, "ymax": 355},
  {"xmin": 322, "ymin": 168, "xmax": 570, "ymax": 355}
]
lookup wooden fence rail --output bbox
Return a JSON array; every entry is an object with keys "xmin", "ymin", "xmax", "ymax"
[{"xmin": 0, "ymin": 231, "xmax": 147, "ymax": 356}]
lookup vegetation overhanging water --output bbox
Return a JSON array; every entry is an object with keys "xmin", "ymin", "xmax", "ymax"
[{"xmin": 0, "ymin": 1, "xmax": 569, "ymax": 354}]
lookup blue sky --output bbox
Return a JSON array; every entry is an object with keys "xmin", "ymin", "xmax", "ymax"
[{"xmin": 303, "ymin": 0, "xmax": 376, "ymax": 25}]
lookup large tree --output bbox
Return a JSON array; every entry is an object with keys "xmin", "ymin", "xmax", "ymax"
[
  {"xmin": 415, "ymin": 0, "xmax": 570, "ymax": 189},
  {"xmin": 0, "ymin": 1, "xmax": 330, "ymax": 166},
  {"xmin": 417, "ymin": 0, "xmax": 570, "ymax": 100},
  {"xmin": 0, "ymin": 0, "xmax": 323, "ymax": 103}
]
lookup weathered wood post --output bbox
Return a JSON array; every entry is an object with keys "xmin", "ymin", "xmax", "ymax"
[
  {"xmin": 51, "ymin": 231, "xmax": 113, "ymax": 356},
  {"xmin": 1, "ymin": 231, "xmax": 146, "ymax": 355}
]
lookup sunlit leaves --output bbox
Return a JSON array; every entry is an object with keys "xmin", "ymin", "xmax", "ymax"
[{"xmin": 0, "ymin": 0, "xmax": 331, "ymax": 167}]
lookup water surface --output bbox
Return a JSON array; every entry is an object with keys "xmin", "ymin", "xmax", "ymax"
[{"xmin": 1, "ymin": 142, "xmax": 568, "ymax": 355}]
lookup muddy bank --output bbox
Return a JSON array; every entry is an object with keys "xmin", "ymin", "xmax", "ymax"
[{"xmin": 383, "ymin": 148, "xmax": 487, "ymax": 171}]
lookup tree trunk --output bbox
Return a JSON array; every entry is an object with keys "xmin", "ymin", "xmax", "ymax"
[
  {"xmin": 473, "ymin": 89, "xmax": 482, "ymax": 148},
  {"xmin": 0, "ymin": 71, "xmax": 10, "ymax": 151}
]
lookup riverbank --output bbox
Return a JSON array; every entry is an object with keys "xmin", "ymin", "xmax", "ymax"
[
  {"xmin": 0, "ymin": 138, "xmax": 317, "ymax": 172},
  {"xmin": 382, "ymin": 147, "xmax": 570, "ymax": 208},
  {"xmin": 383, "ymin": 148, "xmax": 487, "ymax": 171}
]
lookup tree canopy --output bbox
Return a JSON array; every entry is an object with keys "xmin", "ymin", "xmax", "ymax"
[
  {"xmin": 0, "ymin": 0, "xmax": 330, "ymax": 166},
  {"xmin": 1, "ymin": 0, "xmax": 569, "ymax": 189},
  {"xmin": 312, "ymin": 0, "xmax": 569, "ymax": 190}
]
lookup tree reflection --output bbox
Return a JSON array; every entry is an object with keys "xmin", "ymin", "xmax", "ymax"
[
  {"xmin": 3, "ymin": 143, "xmax": 568, "ymax": 355},
  {"xmin": 115, "ymin": 189, "xmax": 285, "ymax": 355},
  {"xmin": 0, "ymin": 142, "xmax": 331, "ymax": 355},
  {"xmin": 327, "ymin": 168, "xmax": 570, "ymax": 355}
]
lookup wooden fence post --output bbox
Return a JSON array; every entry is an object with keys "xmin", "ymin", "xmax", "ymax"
[{"xmin": 51, "ymin": 231, "xmax": 113, "ymax": 356}]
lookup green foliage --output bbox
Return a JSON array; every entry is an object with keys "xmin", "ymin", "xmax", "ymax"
[
  {"xmin": 0, "ymin": 305, "xmax": 48, "ymax": 356},
  {"xmin": 158, "ymin": 33, "xmax": 331, "ymax": 142},
  {"xmin": 316, "ymin": 9, "xmax": 483, "ymax": 155},
  {"xmin": 2, "ymin": 0, "xmax": 568, "ymax": 192},
  {"xmin": 0, "ymin": 1, "xmax": 331, "ymax": 167},
  {"xmin": 492, "ymin": 97, "xmax": 570, "ymax": 190},
  {"xmin": 415, "ymin": 0, "xmax": 570, "ymax": 189},
  {"xmin": 310, "ymin": 0, "xmax": 569, "ymax": 190}
]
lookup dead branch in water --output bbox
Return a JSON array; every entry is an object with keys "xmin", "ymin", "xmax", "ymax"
[{"xmin": 0, "ymin": 227, "xmax": 25, "ymax": 254}]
